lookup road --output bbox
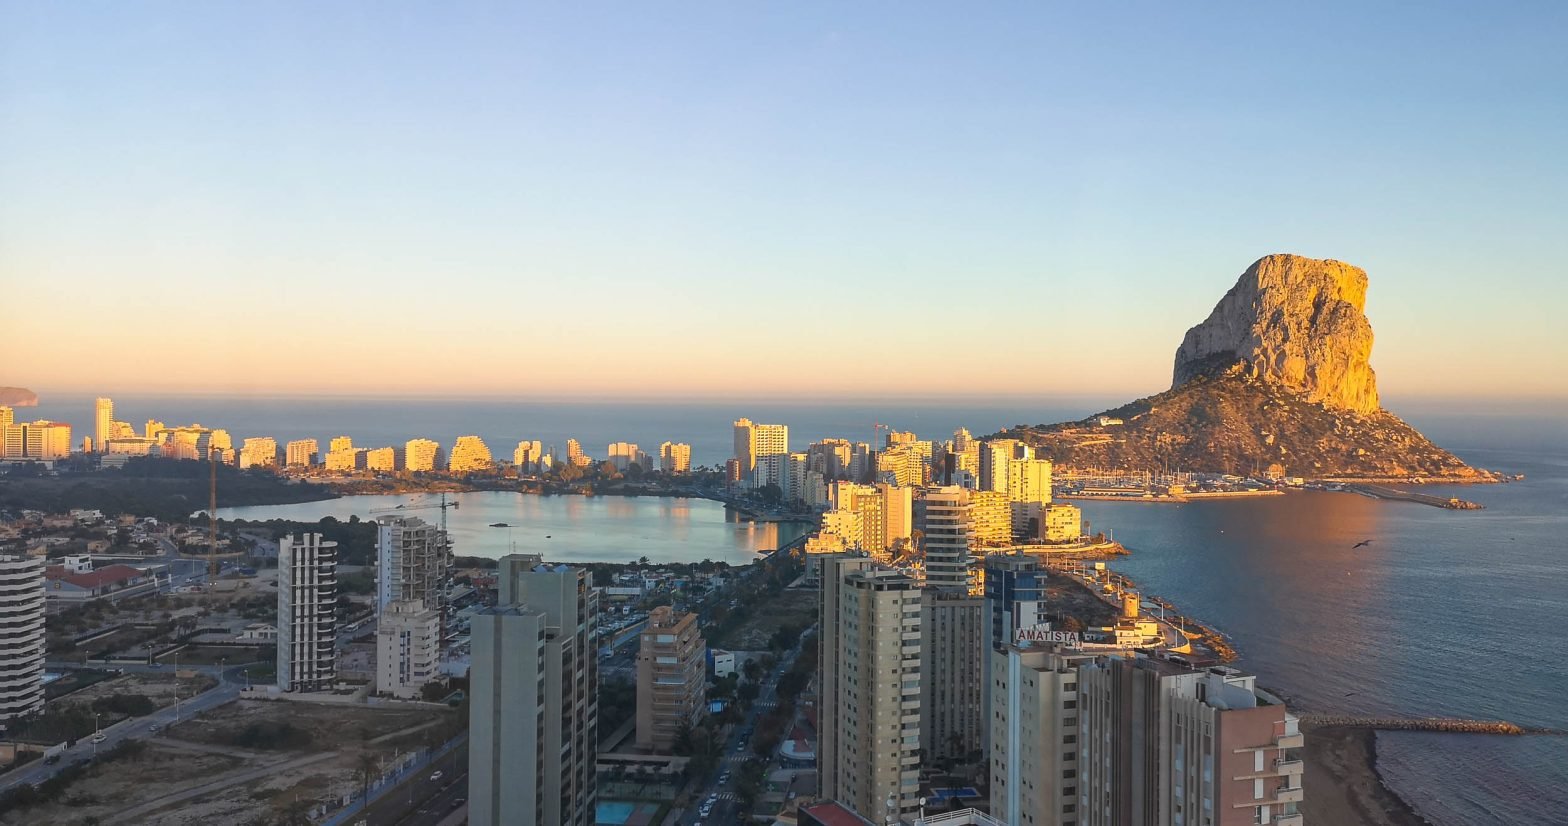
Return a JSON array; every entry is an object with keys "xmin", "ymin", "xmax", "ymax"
[
  {"xmin": 0, "ymin": 662, "xmax": 249, "ymax": 794},
  {"xmin": 679, "ymin": 635, "xmax": 806, "ymax": 825},
  {"xmin": 356, "ymin": 743, "xmax": 467, "ymax": 826}
]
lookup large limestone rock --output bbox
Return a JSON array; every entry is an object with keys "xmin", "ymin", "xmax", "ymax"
[{"xmin": 1173, "ymin": 254, "xmax": 1380, "ymax": 415}]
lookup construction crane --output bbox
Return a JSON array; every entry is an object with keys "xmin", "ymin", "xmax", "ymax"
[
  {"xmin": 207, "ymin": 445, "xmax": 221, "ymax": 579},
  {"xmin": 369, "ymin": 493, "xmax": 461, "ymax": 640}
]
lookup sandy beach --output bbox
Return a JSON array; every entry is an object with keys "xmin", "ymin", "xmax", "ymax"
[{"xmin": 1301, "ymin": 725, "xmax": 1431, "ymax": 826}]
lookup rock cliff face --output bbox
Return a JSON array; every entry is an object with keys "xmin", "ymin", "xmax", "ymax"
[
  {"xmin": 1173, "ymin": 255, "xmax": 1379, "ymax": 415},
  {"xmin": 997, "ymin": 255, "xmax": 1482, "ymax": 479}
]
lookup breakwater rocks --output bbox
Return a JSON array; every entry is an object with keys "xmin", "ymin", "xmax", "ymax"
[{"xmin": 1301, "ymin": 715, "xmax": 1565, "ymax": 735}]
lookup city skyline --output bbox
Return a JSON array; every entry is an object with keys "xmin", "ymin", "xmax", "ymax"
[{"xmin": 4, "ymin": 5, "xmax": 1566, "ymax": 400}]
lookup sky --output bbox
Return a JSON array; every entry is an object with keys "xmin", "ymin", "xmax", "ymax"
[{"xmin": 2, "ymin": 2, "xmax": 1565, "ymax": 403}]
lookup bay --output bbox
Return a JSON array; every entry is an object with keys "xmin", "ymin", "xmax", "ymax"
[{"xmin": 216, "ymin": 492, "xmax": 813, "ymax": 567}]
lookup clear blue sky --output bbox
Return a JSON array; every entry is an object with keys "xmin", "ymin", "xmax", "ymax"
[{"xmin": 3, "ymin": 2, "xmax": 1564, "ymax": 402}]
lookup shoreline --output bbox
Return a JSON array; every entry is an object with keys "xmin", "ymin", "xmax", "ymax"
[{"xmin": 1301, "ymin": 725, "xmax": 1431, "ymax": 826}]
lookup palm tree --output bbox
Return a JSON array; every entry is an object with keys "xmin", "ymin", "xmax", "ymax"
[{"xmin": 356, "ymin": 750, "xmax": 381, "ymax": 801}]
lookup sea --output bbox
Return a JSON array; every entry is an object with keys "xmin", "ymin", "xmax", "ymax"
[{"xmin": 22, "ymin": 392, "xmax": 1568, "ymax": 825}]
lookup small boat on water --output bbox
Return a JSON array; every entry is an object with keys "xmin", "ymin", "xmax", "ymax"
[{"xmin": 489, "ymin": 522, "xmax": 512, "ymax": 527}]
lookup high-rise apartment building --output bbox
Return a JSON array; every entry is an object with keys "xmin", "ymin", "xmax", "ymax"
[
  {"xmin": 1042, "ymin": 503, "xmax": 1084, "ymax": 542},
  {"xmin": 365, "ymin": 446, "xmax": 399, "ymax": 472},
  {"xmin": 566, "ymin": 438, "xmax": 584, "ymax": 462},
  {"xmin": 1008, "ymin": 457, "xmax": 1053, "ymax": 503},
  {"xmin": 876, "ymin": 443, "xmax": 925, "ymax": 486},
  {"xmin": 990, "ymin": 644, "xmax": 1099, "ymax": 826},
  {"xmin": 285, "ymin": 438, "xmax": 319, "ymax": 467},
  {"xmin": 658, "ymin": 441, "xmax": 691, "ymax": 474},
  {"xmin": 1075, "ymin": 657, "xmax": 1305, "ymax": 826},
  {"xmin": 818, "ymin": 554, "xmax": 922, "ymax": 822},
  {"xmin": 375, "ymin": 515, "xmax": 449, "ymax": 621},
  {"xmin": 94, "ymin": 398, "xmax": 113, "ymax": 453},
  {"xmin": 733, "ymin": 418, "xmax": 787, "ymax": 487},
  {"xmin": 448, "ymin": 435, "xmax": 494, "ymax": 473},
  {"xmin": 1, "ymin": 420, "xmax": 73, "ymax": 460},
  {"xmin": 329, "ymin": 436, "xmax": 354, "ymax": 454},
  {"xmin": 922, "ymin": 589, "xmax": 985, "ymax": 761},
  {"xmin": 325, "ymin": 447, "xmax": 364, "ymax": 471},
  {"xmin": 470, "ymin": 554, "xmax": 598, "ymax": 826},
  {"xmin": 404, "ymin": 438, "xmax": 442, "ymax": 472},
  {"xmin": 970, "ymin": 489, "xmax": 1013, "ymax": 547},
  {"xmin": 636, "ymin": 606, "xmax": 706, "ymax": 751},
  {"xmin": 514, "ymin": 439, "xmax": 543, "ymax": 471},
  {"xmin": 144, "ymin": 419, "xmax": 165, "ymax": 440},
  {"xmin": 276, "ymin": 533, "xmax": 338, "ymax": 692},
  {"xmin": 0, "ymin": 555, "xmax": 46, "ymax": 720},
  {"xmin": 916, "ymin": 486, "xmax": 974, "ymax": 591},
  {"xmin": 376, "ymin": 599, "xmax": 441, "ymax": 699},
  {"xmin": 240, "ymin": 437, "xmax": 279, "ymax": 469},
  {"xmin": 978, "ymin": 439, "xmax": 1031, "ymax": 494},
  {"xmin": 607, "ymin": 442, "xmax": 644, "ymax": 472}
]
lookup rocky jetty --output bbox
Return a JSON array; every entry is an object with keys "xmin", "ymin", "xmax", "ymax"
[{"xmin": 1003, "ymin": 254, "xmax": 1483, "ymax": 480}]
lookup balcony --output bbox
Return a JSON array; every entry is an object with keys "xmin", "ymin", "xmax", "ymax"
[
  {"xmin": 1272, "ymin": 814, "xmax": 1304, "ymax": 826},
  {"xmin": 1272, "ymin": 785, "xmax": 1305, "ymax": 804}
]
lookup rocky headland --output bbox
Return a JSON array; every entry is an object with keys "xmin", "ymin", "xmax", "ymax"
[
  {"xmin": 1003, "ymin": 254, "xmax": 1485, "ymax": 481},
  {"xmin": 0, "ymin": 387, "xmax": 38, "ymax": 407}
]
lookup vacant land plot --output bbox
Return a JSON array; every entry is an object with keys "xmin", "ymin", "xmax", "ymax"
[
  {"xmin": 0, "ymin": 699, "xmax": 460, "ymax": 826},
  {"xmin": 63, "ymin": 672, "xmax": 215, "ymax": 710},
  {"xmin": 710, "ymin": 587, "xmax": 817, "ymax": 651},
  {"xmin": 1044, "ymin": 572, "xmax": 1119, "ymax": 627}
]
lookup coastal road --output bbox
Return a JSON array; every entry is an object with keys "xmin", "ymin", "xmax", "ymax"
[{"xmin": 0, "ymin": 663, "xmax": 248, "ymax": 794}]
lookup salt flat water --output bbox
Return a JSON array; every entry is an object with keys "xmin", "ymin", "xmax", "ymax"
[
  {"xmin": 216, "ymin": 492, "xmax": 813, "ymax": 567},
  {"xmin": 28, "ymin": 393, "xmax": 1568, "ymax": 824}
]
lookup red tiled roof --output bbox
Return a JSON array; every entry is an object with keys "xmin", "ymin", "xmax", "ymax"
[
  {"xmin": 801, "ymin": 802, "xmax": 874, "ymax": 826},
  {"xmin": 60, "ymin": 564, "xmax": 145, "ymax": 590}
]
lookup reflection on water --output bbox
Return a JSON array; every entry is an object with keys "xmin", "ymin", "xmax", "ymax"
[
  {"xmin": 1078, "ymin": 447, "xmax": 1568, "ymax": 826},
  {"xmin": 216, "ymin": 492, "xmax": 812, "ymax": 566}
]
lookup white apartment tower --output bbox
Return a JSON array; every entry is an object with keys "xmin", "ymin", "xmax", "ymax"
[
  {"xmin": 0, "ymin": 555, "xmax": 46, "ymax": 720},
  {"xmin": 376, "ymin": 599, "xmax": 441, "ymax": 699},
  {"xmin": 276, "ymin": 533, "xmax": 338, "ymax": 692},
  {"xmin": 917, "ymin": 486, "xmax": 975, "ymax": 591},
  {"xmin": 469, "ymin": 554, "xmax": 598, "ymax": 826},
  {"xmin": 819, "ymin": 554, "xmax": 923, "ymax": 822},
  {"xmin": 285, "ymin": 438, "xmax": 319, "ymax": 467}
]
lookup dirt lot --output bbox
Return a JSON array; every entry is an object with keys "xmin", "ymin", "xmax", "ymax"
[
  {"xmin": 1043, "ymin": 572, "xmax": 1119, "ymax": 627},
  {"xmin": 59, "ymin": 672, "xmax": 215, "ymax": 710},
  {"xmin": 710, "ymin": 587, "xmax": 817, "ymax": 650},
  {"xmin": 2, "ymin": 699, "xmax": 459, "ymax": 826}
]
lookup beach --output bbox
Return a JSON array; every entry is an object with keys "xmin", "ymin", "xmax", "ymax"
[{"xmin": 1301, "ymin": 725, "xmax": 1429, "ymax": 826}]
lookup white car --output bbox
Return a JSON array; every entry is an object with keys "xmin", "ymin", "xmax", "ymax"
[
  {"xmin": 430, "ymin": 771, "xmax": 444, "ymax": 782},
  {"xmin": 91, "ymin": 732, "xmax": 107, "ymax": 744}
]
